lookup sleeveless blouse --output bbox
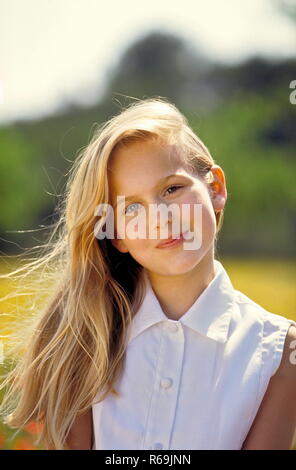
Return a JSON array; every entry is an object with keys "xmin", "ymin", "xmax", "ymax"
[{"xmin": 92, "ymin": 259, "xmax": 296, "ymax": 450}]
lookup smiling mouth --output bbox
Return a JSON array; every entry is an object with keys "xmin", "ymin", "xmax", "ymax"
[{"xmin": 156, "ymin": 231, "xmax": 189, "ymax": 249}]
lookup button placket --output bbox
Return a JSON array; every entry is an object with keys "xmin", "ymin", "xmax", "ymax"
[
  {"xmin": 160, "ymin": 377, "xmax": 173, "ymax": 389},
  {"xmin": 153, "ymin": 442, "xmax": 163, "ymax": 450},
  {"xmin": 142, "ymin": 320, "xmax": 184, "ymax": 450}
]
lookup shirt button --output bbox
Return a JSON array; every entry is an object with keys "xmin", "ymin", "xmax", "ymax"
[
  {"xmin": 166, "ymin": 322, "xmax": 179, "ymax": 332},
  {"xmin": 154, "ymin": 442, "xmax": 163, "ymax": 450},
  {"xmin": 160, "ymin": 377, "xmax": 173, "ymax": 389}
]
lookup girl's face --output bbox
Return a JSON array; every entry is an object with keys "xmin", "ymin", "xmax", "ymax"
[{"xmin": 108, "ymin": 138, "xmax": 226, "ymax": 277}]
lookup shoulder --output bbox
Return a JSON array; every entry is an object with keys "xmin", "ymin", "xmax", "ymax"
[
  {"xmin": 275, "ymin": 324, "xmax": 296, "ymax": 382},
  {"xmin": 232, "ymin": 289, "xmax": 294, "ymax": 331},
  {"xmin": 232, "ymin": 289, "xmax": 271, "ymax": 317},
  {"xmin": 231, "ymin": 289, "xmax": 296, "ymax": 375},
  {"xmin": 241, "ymin": 323, "xmax": 296, "ymax": 449}
]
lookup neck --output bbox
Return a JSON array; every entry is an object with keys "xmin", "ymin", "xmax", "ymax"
[{"xmin": 145, "ymin": 248, "xmax": 216, "ymax": 321}]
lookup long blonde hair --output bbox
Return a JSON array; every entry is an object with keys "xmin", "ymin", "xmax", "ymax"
[{"xmin": 0, "ymin": 96, "xmax": 225, "ymax": 449}]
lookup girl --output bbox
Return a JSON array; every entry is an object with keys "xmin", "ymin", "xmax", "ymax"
[{"xmin": 0, "ymin": 97, "xmax": 296, "ymax": 450}]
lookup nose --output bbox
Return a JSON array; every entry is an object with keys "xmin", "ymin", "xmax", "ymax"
[
  {"xmin": 149, "ymin": 200, "xmax": 170, "ymax": 229},
  {"xmin": 156, "ymin": 203, "xmax": 172, "ymax": 228},
  {"xmin": 150, "ymin": 200, "xmax": 182, "ymax": 240}
]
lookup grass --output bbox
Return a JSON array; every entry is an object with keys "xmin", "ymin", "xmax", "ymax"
[{"xmin": 220, "ymin": 257, "xmax": 296, "ymax": 322}]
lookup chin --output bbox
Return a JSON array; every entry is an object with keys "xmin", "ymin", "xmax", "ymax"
[{"xmin": 158, "ymin": 256, "xmax": 202, "ymax": 277}]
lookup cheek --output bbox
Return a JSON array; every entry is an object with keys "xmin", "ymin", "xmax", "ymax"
[
  {"xmin": 179, "ymin": 191, "xmax": 202, "ymax": 220},
  {"xmin": 115, "ymin": 212, "xmax": 141, "ymax": 238},
  {"xmin": 180, "ymin": 191, "xmax": 215, "ymax": 233},
  {"xmin": 118, "ymin": 216, "xmax": 151, "ymax": 249},
  {"xmin": 125, "ymin": 237, "xmax": 151, "ymax": 266},
  {"xmin": 123, "ymin": 215, "xmax": 148, "ymax": 240},
  {"xmin": 200, "ymin": 199, "xmax": 217, "ymax": 241}
]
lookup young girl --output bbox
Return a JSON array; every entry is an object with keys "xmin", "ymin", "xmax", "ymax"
[{"xmin": 1, "ymin": 97, "xmax": 296, "ymax": 450}]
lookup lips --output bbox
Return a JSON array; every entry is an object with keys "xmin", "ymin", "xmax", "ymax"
[{"xmin": 156, "ymin": 231, "xmax": 187, "ymax": 248}]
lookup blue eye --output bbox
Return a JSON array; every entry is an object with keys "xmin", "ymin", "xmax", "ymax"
[
  {"xmin": 124, "ymin": 202, "xmax": 143, "ymax": 215},
  {"xmin": 124, "ymin": 186, "xmax": 183, "ymax": 215}
]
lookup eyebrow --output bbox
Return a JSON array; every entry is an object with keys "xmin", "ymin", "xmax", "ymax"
[{"xmin": 115, "ymin": 173, "xmax": 182, "ymax": 207}]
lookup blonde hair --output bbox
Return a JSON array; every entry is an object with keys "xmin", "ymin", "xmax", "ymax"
[{"xmin": 0, "ymin": 96, "xmax": 225, "ymax": 449}]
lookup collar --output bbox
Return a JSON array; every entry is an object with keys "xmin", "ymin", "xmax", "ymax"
[{"xmin": 127, "ymin": 259, "xmax": 235, "ymax": 345}]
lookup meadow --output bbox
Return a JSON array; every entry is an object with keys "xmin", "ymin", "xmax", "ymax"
[{"xmin": 0, "ymin": 257, "xmax": 295, "ymax": 450}]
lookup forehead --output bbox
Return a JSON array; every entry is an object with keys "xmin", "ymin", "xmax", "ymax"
[{"xmin": 107, "ymin": 138, "xmax": 189, "ymax": 197}]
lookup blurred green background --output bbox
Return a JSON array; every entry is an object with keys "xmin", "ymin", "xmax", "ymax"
[{"xmin": 0, "ymin": 0, "xmax": 296, "ymax": 450}]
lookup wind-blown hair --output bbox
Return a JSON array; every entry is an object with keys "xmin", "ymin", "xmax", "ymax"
[{"xmin": 0, "ymin": 97, "xmax": 225, "ymax": 449}]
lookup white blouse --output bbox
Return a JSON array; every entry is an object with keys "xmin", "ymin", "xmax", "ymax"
[{"xmin": 92, "ymin": 259, "xmax": 296, "ymax": 450}]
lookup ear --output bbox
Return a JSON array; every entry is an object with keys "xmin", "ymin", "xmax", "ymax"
[{"xmin": 209, "ymin": 165, "xmax": 227, "ymax": 213}]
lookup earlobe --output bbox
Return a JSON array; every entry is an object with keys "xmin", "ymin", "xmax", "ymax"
[{"xmin": 212, "ymin": 194, "xmax": 226, "ymax": 213}]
